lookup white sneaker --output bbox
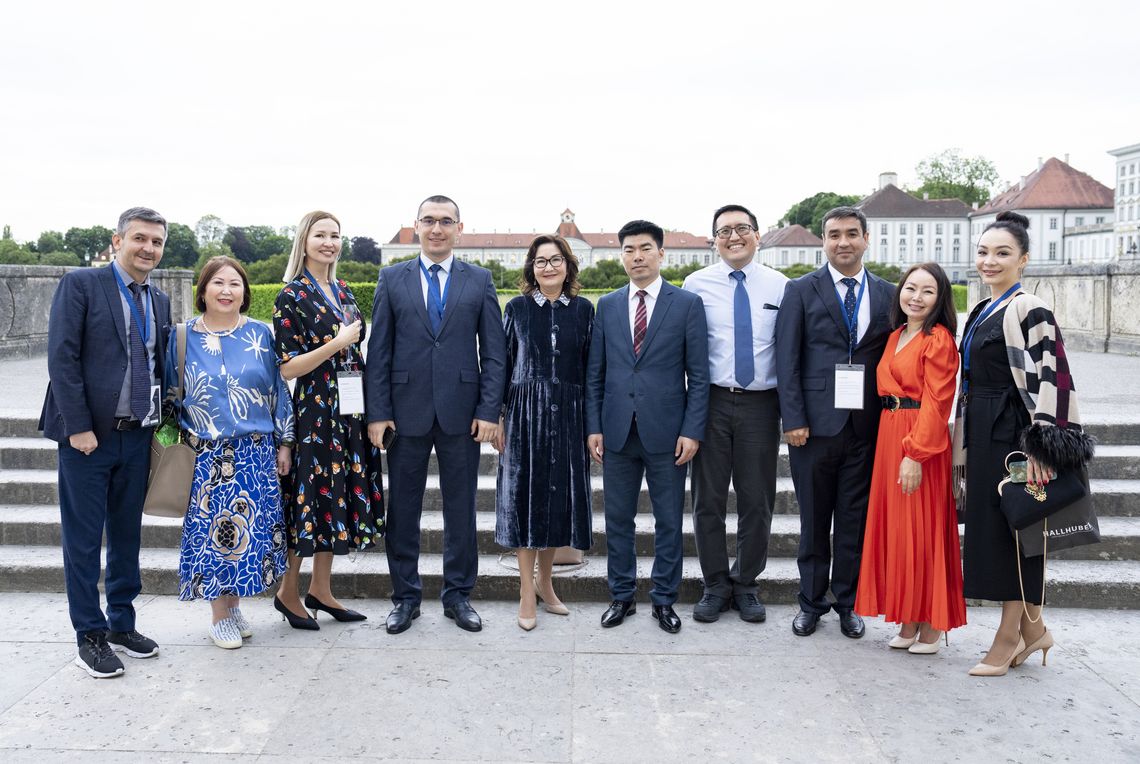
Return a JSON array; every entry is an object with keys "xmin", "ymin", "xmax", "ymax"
[
  {"xmin": 229, "ymin": 607, "xmax": 253, "ymax": 639},
  {"xmin": 209, "ymin": 618, "xmax": 243, "ymax": 649}
]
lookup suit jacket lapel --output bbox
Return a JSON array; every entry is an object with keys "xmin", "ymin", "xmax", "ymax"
[
  {"xmin": 436, "ymin": 260, "xmax": 468, "ymax": 336},
  {"xmin": 613, "ymin": 286, "xmax": 633, "ymax": 358},
  {"xmin": 862, "ymin": 273, "xmax": 887, "ymax": 342},
  {"xmin": 100, "ymin": 265, "xmax": 129, "ymax": 353},
  {"xmin": 403, "ymin": 259, "xmax": 433, "ymax": 334},
  {"xmin": 811, "ymin": 266, "xmax": 849, "ymax": 338},
  {"xmin": 637, "ymin": 282, "xmax": 675, "ymax": 362}
]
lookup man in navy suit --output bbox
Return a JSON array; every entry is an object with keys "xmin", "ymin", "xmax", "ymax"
[
  {"xmin": 776, "ymin": 206, "xmax": 893, "ymax": 639},
  {"xmin": 585, "ymin": 220, "xmax": 709, "ymax": 633},
  {"xmin": 40, "ymin": 207, "xmax": 172, "ymax": 678},
  {"xmin": 366, "ymin": 195, "xmax": 507, "ymax": 634}
]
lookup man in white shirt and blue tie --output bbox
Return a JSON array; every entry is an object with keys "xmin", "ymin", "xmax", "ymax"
[{"xmin": 683, "ymin": 204, "xmax": 788, "ymax": 623}]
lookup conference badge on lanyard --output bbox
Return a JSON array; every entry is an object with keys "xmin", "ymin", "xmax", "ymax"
[
  {"xmin": 834, "ymin": 364, "xmax": 865, "ymax": 410},
  {"xmin": 337, "ymin": 371, "xmax": 364, "ymax": 416}
]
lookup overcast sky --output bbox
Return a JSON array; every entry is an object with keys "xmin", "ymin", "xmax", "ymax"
[{"xmin": 2, "ymin": 0, "xmax": 1138, "ymax": 246}]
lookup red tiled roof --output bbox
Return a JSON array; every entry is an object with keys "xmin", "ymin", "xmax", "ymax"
[
  {"xmin": 758, "ymin": 225, "xmax": 823, "ymax": 249},
  {"xmin": 857, "ymin": 184, "xmax": 972, "ymax": 218},
  {"xmin": 973, "ymin": 157, "xmax": 1114, "ymax": 216},
  {"xmin": 557, "ymin": 220, "xmax": 585, "ymax": 240}
]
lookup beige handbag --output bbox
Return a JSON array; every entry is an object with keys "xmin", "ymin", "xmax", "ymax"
[{"xmin": 143, "ymin": 323, "xmax": 195, "ymax": 518}]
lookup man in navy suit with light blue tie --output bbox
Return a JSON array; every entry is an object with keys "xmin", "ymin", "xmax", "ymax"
[
  {"xmin": 366, "ymin": 195, "xmax": 507, "ymax": 634},
  {"xmin": 41, "ymin": 207, "xmax": 172, "ymax": 678},
  {"xmin": 586, "ymin": 220, "xmax": 709, "ymax": 633}
]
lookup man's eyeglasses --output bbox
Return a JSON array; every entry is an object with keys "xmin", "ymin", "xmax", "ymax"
[
  {"xmin": 419, "ymin": 217, "xmax": 457, "ymax": 229},
  {"xmin": 715, "ymin": 224, "xmax": 757, "ymax": 239},
  {"xmin": 533, "ymin": 256, "xmax": 565, "ymax": 270}
]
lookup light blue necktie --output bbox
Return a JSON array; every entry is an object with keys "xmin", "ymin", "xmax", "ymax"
[{"xmin": 729, "ymin": 270, "xmax": 754, "ymax": 388}]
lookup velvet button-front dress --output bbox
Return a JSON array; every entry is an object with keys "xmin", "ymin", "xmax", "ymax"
[{"xmin": 495, "ymin": 293, "xmax": 594, "ymax": 551}]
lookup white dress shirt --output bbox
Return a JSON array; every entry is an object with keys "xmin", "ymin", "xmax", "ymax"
[
  {"xmin": 683, "ymin": 259, "xmax": 789, "ymax": 389},
  {"xmin": 627, "ymin": 276, "xmax": 663, "ymax": 346},
  {"xmin": 826, "ymin": 263, "xmax": 871, "ymax": 344},
  {"xmin": 418, "ymin": 253, "xmax": 454, "ymax": 305}
]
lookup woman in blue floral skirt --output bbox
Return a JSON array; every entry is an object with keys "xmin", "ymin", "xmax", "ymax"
[{"xmin": 167, "ymin": 256, "xmax": 294, "ymax": 649}]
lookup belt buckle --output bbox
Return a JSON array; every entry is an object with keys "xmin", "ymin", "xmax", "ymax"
[{"xmin": 886, "ymin": 395, "xmax": 900, "ymax": 412}]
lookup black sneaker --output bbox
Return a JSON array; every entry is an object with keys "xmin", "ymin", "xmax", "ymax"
[
  {"xmin": 692, "ymin": 592, "xmax": 730, "ymax": 622},
  {"xmin": 107, "ymin": 629, "xmax": 160, "ymax": 658},
  {"xmin": 75, "ymin": 631, "xmax": 125, "ymax": 678},
  {"xmin": 731, "ymin": 592, "xmax": 767, "ymax": 623}
]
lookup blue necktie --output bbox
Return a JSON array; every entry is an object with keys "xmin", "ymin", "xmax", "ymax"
[
  {"xmin": 127, "ymin": 282, "xmax": 151, "ymax": 419},
  {"xmin": 841, "ymin": 276, "xmax": 858, "ymax": 352},
  {"xmin": 729, "ymin": 270, "xmax": 755, "ymax": 388},
  {"xmin": 428, "ymin": 264, "xmax": 443, "ymax": 334}
]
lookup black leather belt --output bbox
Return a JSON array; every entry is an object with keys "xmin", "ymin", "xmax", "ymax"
[
  {"xmin": 881, "ymin": 395, "xmax": 920, "ymax": 411},
  {"xmin": 113, "ymin": 417, "xmax": 142, "ymax": 431},
  {"xmin": 714, "ymin": 385, "xmax": 773, "ymax": 395}
]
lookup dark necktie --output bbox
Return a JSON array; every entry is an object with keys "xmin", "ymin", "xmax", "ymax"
[
  {"xmin": 841, "ymin": 276, "xmax": 858, "ymax": 352},
  {"xmin": 128, "ymin": 282, "xmax": 151, "ymax": 420},
  {"xmin": 633, "ymin": 289, "xmax": 647, "ymax": 356},
  {"xmin": 428, "ymin": 264, "xmax": 443, "ymax": 334},
  {"xmin": 729, "ymin": 270, "xmax": 755, "ymax": 388}
]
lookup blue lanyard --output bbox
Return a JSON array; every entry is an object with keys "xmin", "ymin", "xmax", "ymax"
[
  {"xmin": 418, "ymin": 259, "xmax": 452, "ymax": 317},
  {"xmin": 304, "ymin": 269, "xmax": 349, "ymax": 322},
  {"xmin": 833, "ymin": 274, "xmax": 866, "ymax": 357},
  {"xmin": 111, "ymin": 264, "xmax": 152, "ymax": 345},
  {"xmin": 961, "ymin": 282, "xmax": 1021, "ymax": 391}
]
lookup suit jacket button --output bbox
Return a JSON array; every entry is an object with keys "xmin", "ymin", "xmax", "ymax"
[
  {"xmin": 434, "ymin": 341, "xmax": 440, "ymax": 348},
  {"xmin": 550, "ymin": 404, "xmax": 558, "ymax": 412},
  {"xmin": 628, "ymin": 393, "xmax": 634, "ymax": 398}
]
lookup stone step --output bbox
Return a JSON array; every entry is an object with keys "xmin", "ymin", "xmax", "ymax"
[
  {"xmin": 3, "ymin": 506, "xmax": 1138, "ymax": 562},
  {"xmin": 9, "ymin": 437, "xmax": 1140, "ymax": 480},
  {"xmin": 3, "ymin": 467, "xmax": 1140, "ymax": 517},
  {"xmin": 2, "ymin": 543, "xmax": 1137, "ymax": 608}
]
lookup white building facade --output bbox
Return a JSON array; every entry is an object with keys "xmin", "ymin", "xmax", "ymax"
[
  {"xmin": 756, "ymin": 224, "xmax": 823, "ymax": 269},
  {"xmin": 1109, "ymin": 143, "xmax": 1140, "ymax": 258}
]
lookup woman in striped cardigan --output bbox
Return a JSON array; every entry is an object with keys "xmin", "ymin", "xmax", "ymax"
[{"xmin": 954, "ymin": 211, "xmax": 1095, "ymax": 677}]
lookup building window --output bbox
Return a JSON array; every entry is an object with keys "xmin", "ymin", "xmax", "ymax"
[
  {"xmin": 1075, "ymin": 216, "xmax": 1085, "ymax": 226},
  {"xmin": 916, "ymin": 241, "xmax": 925, "ymax": 258},
  {"xmin": 704, "ymin": 253, "xmax": 711, "ymax": 264},
  {"xmin": 917, "ymin": 223, "xmax": 925, "ymax": 236},
  {"xmin": 954, "ymin": 223, "xmax": 961, "ymax": 235},
  {"xmin": 1049, "ymin": 217, "xmax": 1058, "ymax": 230},
  {"xmin": 952, "ymin": 243, "xmax": 960, "ymax": 261},
  {"xmin": 935, "ymin": 224, "xmax": 943, "ymax": 235},
  {"xmin": 899, "ymin": 240, "xmax": 907, "ymax": 259},
  {"xmin": 1096, "ymin": 216, "xmax": 1106, "ymax": 224},
  {"xmin": 899, "ymin": 223, "xmax": 908, "ymax": 235},
  {"xmin": 815, "ymin": 251, "xmax": 822, "ymax": 265},
  {"xmin": 781, "ymin": 249, "xmax": 789, "ymax": 265},
  {"xmin": 880, "ymin": 238, "xmax": 888, "ymax": 251},
  {"xmin": 1048, "ymin": 242, "xmax": 1057, "ymax": 260},
  {"xmin": 880, "ymin": 223, "xmax": 888, "ymax": 235},
  {"xmin": 935, "ymin": 244, "xmax": 943, "ymax": 261}
]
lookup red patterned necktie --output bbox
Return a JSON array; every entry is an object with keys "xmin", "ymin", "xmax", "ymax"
[{"xmin": 633, "ymin": 289, "xmax": 647, "ymax": 356}]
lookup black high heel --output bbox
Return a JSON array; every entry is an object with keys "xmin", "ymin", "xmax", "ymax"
[
  {"xmin": 304, "ymin": 593, "xmax": 367, "ymax": 622},
  {"xmin": 274, "ymin": 596, "xmax": 319, "ymax": 630}
]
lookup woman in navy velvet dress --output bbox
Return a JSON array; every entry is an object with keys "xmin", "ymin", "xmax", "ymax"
[{"xmin": 493, "ymin": 234, "xmax": 593, "ymax": 631}]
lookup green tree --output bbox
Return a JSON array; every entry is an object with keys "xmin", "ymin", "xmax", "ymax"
[
  {"xmin": 2, "ymin": 224, "xmax": 11, "ymax": 240},
  {"xmin": 37, "ymin": 231, "xmax": 66, "ymax": 255},
  {"xmin": 39, "ymin": 251, "xmax": 82, "ymax": 266},
  {"xmin": 64, "ymin": 225, "xmax": 114, "ymax": 262},
  {"xmin": 243, "ymin": 253, "xmax": 289, "ymax": 284},
  {"xmin": 578, "ymin": 259, "xmax": 628, "ymax": 289},
  {"xmin": 223, "ymin": 227, "xmax": 253, "ymax": 261},
  {"xmin": 865, "ymin": 262, "xmax": 901, "ymax": 283},
  {"xmin": 0, "ymin": 239, "xmax": 37, "ymax": 264},
  {"xmin": 194, "ymin": 214, "xmax": 228, "ymax": 246},
  {"xmin": 162, "ymin": 223, "xmax": 199, "ymax": 268},
  {"xmin": 661, "ymin": 261, "xmax": 704, "ymax": 283},
  {"xmin": 782, "ymin": 192, "xmax": 862, "ymax": 236},
  {"xmin": 335, "ymin": 260, "xmax": 380, "ymax": 284},
  {"xmin": 779, "ymin": 263, "xmax": 816, "ymax": 279},
  {"xmin": 194, "ymin": 241, "xmax": 235, "ymax": 278},
  {"xmin": 911, "ymin": 148, "xmax": 1001, "ymax": 206},
  {"xmin": 350, "ymin": 236, "xmax": 381, "ymax": 264}
]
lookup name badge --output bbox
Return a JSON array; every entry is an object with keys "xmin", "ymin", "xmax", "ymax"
[
  {"xmin": 337, "ymin": 371, "xmax": 365, "ymax": 416},
  {"xmin": 142, "ymin": 384, "xmax": 162, "ymax": 428},
  {"xmin": 834, "ymin": 364, "xmax": 865, "ymax": 410}
]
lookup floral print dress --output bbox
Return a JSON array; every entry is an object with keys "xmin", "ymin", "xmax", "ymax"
[{"xmin": 274, "ymin": 274, "xmax": 384, "ymax": 556}]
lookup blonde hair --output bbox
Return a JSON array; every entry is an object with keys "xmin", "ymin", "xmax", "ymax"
[{"xmin": 283, "ymin": 210, "xmax": 342, "ymax": 283}]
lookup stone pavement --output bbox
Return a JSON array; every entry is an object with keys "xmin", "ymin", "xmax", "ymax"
[{"xmin": 0, "ymin": 593, "xmax": 1138, "ymax": 763}]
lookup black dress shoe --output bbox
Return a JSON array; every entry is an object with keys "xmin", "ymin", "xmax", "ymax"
[
  {"xmin": 305, "ymin": 593, "xmax": 367, "ymax": 622},
  {"xmin": 652, "ymin": 605, "xmax": 682, "ymax": 634},
  {"xmin": 731, "ymin": 593, "xmax": 767, "ymax": 623},
  {"xmin": 792, "ymin": 609, "xmax": 821, "ymax": 636},
  {"xmin": 443, "ymin": 600, "xmax": 483, "ymax": 632},
  {"xmin": 385, "ymin": 602, "xmax": 421, "ymax": 634},
  {"xmin": 692, "ymin": 592, "xmax": 730, "ymax": 622},
  {"xmin": 275, "ymin": 596, "xmax": 319, "ymax": 631},
  {"xmin": 600, "ymin": 600, "xmax": 636, "ymax": 628},
  {"xmin": 836, "ymin": 609, "xmax": 865, "ymax": 639}
]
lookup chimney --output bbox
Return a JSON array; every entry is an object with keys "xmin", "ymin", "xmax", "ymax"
[
  {"xmin": 1038, "ymin": 157, "xmax": 1043, "ymax": 170},
  {"xmin": 1019, "ymin": 176, "xmax": 1027, "ymax": 191},
  {"xmin": 972, "ymin": 202, "xmax": 979, "ymax": 210},
  {"xmin": 1064, "ymin": 153, "xmax": 1070, "ymax": 164},
  {"xmin": 879, "ymin": 172, "xmax": 898, "ymax": 190}
]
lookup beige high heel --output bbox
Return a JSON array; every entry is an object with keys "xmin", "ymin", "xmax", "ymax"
[
  {"xmin": 968, "ymin": 636, "xmax": 1026, "ymax": 677},
  {"xmin": 535, "ymin": 577, "xmax": 570, "ymax": 616},
  {"xmin": 888, "ymin": 630, "xmax": 918, "ymax": 649},
  {"xmin": 908, "ymin": 631, "xmax": 948, "ymax": 655},
  {"xmin": 1012, "ymin": 630, "xmax": 1054, "ymax": 667},
  {"xmin": 517, "ymin": 615, "xmax": 537, "ymax": 631}
]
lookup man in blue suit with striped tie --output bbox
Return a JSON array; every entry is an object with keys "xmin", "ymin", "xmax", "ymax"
[{"xmin": 585, "ymin": 219, "xmax": 709, "ymax": 634}]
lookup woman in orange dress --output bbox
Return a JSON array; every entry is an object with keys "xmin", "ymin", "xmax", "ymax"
[{"xmin": 855, "ymin": 262, "xmax": 966, "ymax": 653}]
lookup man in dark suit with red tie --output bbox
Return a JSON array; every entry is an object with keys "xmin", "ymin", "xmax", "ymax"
[
  {"xmin": 585, "ymin": 219, "xmax": 709, "ymax": 634},
  {"xmin": 41, "ymin": 207, "xmax": 172, "ymax": 677},
  {"xmin": 776, "ymin": 206, "xmax": 893, "ymax": 639}
]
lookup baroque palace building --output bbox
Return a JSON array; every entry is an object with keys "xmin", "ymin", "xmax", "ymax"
[{"xmin": 382, "ymin": 209, "xmax": 713, "ymax": 269}]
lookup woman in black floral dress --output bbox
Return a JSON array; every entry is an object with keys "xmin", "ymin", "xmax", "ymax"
[{"xmin": 272, "ymin": 210, "xmax": 384, "ymax": 629}]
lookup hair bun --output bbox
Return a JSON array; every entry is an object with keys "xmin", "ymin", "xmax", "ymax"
[{"xmin": 995, "ymin": 210, "xmax": 1030, "ymax": 230}]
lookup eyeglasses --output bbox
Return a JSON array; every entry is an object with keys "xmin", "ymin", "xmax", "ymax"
[
  {"xmin": 715, "ymin": 224, "xmax": 757, "ymax": 239},
  {"xmin": 533, "ymin": 256, "xmax": 565, "ymax": 270},
  {"xmin": 418, "ymin": 217, "xmax": 457, "ymax": 229}
]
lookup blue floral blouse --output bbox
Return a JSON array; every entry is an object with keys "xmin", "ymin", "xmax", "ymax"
[{"xmin": 165, "ymin": 318, "xmax": 294, "ymax": 443}]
